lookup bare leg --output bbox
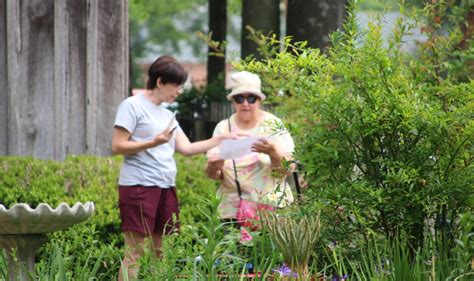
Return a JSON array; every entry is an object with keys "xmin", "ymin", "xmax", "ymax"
[
  {"xmin": 118, "ymin": 231, "xmax": 145, "ymax": 281},
  {"xmin": 151, "ymin": 233, "xmax": 163, "ymax": 258}
]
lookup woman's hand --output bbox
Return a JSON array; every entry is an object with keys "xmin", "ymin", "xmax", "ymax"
[
  {"xmin": 112, "ymin": 126, "xmax": 173, "ymax": 155},
  {"xmin": 152, "ymin": 127, "xmax": 174, "ymax": 146},
  {"xmin": 176, "ymin": 131, "xmax": 248, "ymax": 157},
  {"xmin": 252, "ymin": 139, "xmax": 288, "ymax": 173},
  {"xmin": 207, "ymin": 155, "xmax": 225, "ymax": 170},
  {"xmin": 206, "ymin": 153, "xmax": 225, "ymax": 180},
  {"xmin": 251, "ymin": 138, "xmax": 279, "ymax": 159}
]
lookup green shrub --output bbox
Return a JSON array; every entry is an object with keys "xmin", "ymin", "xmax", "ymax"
[
  {"xmin": 175, "ymin": 154, "xmax": 220, "ymax": 226},
  {"xmin": 0, "ymin": 155, "xmax": 121, "ymax": 242},
  {"xmin": 235, "ymin": 0, "xmax": 473, "ymax": 256},
  {"xmin": 0, "ymin": 153, "xmax": 219, "ymax": 277}
]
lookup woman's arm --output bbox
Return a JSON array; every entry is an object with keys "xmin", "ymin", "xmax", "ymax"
[
  {"xmin": 111, "ymin": 126, "xmax": 173, "ymax": 155},
  {"xmin": 175, "ymin": 131, "xmax": 225, "ymax": 156}
]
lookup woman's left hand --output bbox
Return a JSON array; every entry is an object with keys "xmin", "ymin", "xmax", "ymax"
[
  {"xmin": 251, "ymin": 138, "xmax": 279, "ymax": 158},
  {"xmin": 252, "ymin": 138, "xmax": 287, "ymax": 173}
]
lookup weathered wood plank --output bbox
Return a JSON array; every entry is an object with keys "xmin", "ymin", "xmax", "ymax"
[
  {"xmin": 27, "ymin": 0, "xmax": 56, "ymax": 159},
  {"xmin": 85, "ymin": 0, "xmax": 99, "ymax": 156},
  {"xmin": 0, "ymin": 0, "xmax": 7, "ymax": 155},
  {"xmin": 5, "ymin": 0, "xmax": 21, "ymax": 156},
  {"xmin": 53, "ymin": 0, "xmax": 67, "ymax": 160},
  {"xmin": 86, "ymin": 0, "xmax": 128, "ymax": 156},
  {"xmin": 7, "ymin": 0, "xmax": 55, "ymax": 159},
  {"xmin": 64, "ymin": 0, "xmax": 88, "ymax": 156},
  {"xmin": 54, "ymin": 0, "xmax": 88, "ymax": 159}
]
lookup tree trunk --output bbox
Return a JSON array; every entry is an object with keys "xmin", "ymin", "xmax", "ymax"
[
  {"xmin": 207, "ymin": 0, "xmax": 227, "ymax": 89},
  {"xmin": 286, "ymin": 0, "xmax": 347, "ymax": 50},
  {"xmin": 241, "ymin": 0, "xmax": 280, "ymax": 60},
  {"xmin": 459, "ymin": 5, "xmax": 473, "ymax": 50}
]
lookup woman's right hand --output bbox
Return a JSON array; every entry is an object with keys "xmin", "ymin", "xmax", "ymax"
[
  {"xmin": 207, "ymin": 154, "xmax": 225, "ymax": 170},
  {"xmin": 152, "ymin": 127, "xmax": 174, "ymax": 146},
  {"xmin": 206, "ymin": 152, "xmax": 225, "ymax": 180}
]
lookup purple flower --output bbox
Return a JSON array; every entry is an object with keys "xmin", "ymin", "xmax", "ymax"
[
  {"xmin": 332, "ymin": 273, "xmax": 349, "ymax": 281},
  {"xmin": 272, "ymin": 263, "xmax": 299, "ymax": 277}
]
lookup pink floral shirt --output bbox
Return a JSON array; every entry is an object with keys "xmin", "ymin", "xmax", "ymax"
[{"xmin": 207, "ymin": 112, "xmax": 295, "ymax": 219}]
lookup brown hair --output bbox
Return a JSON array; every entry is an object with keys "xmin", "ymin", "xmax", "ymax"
[{"xmin": 146, "ymin": 55, "xmax": 188, "ymax": 89}]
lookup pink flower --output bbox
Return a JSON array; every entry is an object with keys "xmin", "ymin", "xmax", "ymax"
[{"xmin": 240, "ymin": 228, "xmax": 253, "ymax": 243}]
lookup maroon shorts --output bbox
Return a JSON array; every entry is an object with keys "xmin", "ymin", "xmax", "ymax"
[{"xmin": 118, "ymin": 185, "xmax": 180, "ymax": 235}]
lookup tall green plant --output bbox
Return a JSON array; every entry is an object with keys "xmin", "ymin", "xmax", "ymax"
[
  {"xmin": 36, "ymin": 225, "xmax": 120, "ymax": 280},
  {"xmin": 347, "ymin": 229, "xmax": 473, "ymax": 280},
  {"xmin": 140, "ymin": 195, "xmax": 281, "ymax": 280},
  {"xmin": 0, "ymin": 250, "xmax": 7, "ymax": 280},
  {"xmin": 264, "ymin": 212, "xmax": 321, "ymax": 278}
]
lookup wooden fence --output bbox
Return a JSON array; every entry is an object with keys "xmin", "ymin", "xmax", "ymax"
[
  {"xmin": 204, "ymin": 101, "xmax": 234, "ymax": 122},
  {"xmin": 187, "ymin": 101, "xmax": 272, "ymax": 123},
  {"xmin": 0, "ymin": 0, "xmax": 129, "ymax": 160},
  {"xmin": 178, "ymin": 101, "xmax": 274, "ymax": 141},
  {"xmin": 177, "ymin": 102, "xmax": 234, "ymax": 142}
]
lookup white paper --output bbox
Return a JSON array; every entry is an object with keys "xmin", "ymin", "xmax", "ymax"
[{"xmin": 219, "ymin": 137, "xmax": 265, "ymax": 160}]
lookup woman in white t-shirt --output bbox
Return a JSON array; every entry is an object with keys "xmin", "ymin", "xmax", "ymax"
[{"xmin": 112, "ymin": 55, "xmax": 236, "ymax": 280}]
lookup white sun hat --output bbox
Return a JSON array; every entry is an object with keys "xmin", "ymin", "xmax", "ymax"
[{"xmin": 226, "ymin": 71, "xmax": 266, "ymax": 101}]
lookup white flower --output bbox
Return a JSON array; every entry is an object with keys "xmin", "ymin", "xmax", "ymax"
[{"xmin": 266, "ymin": 192, "xmax": 283, "ymax": 203}]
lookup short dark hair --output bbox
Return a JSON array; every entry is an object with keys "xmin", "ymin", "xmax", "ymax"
[{"xmin": 146, "ymin": 55, "xmax": 188, "ymax": 89}]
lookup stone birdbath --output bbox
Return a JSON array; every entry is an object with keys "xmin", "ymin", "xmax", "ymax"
[{"xmin": 0, "ymin": 202, "xmax": 95, "ymax": 280}]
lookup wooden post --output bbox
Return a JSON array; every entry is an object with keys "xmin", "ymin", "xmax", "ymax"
[{"xmin": 86, "ymin": 0, "xmax": 128, "ymax": 156}]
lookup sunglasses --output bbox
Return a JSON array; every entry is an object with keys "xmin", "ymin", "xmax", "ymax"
[{"xmin": 232, "ymin": 95, "xmax": 259, "ymax": 104}]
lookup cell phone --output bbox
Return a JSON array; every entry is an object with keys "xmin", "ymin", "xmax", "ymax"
[
  {"xmin": 166, "ymin": 111, "xmax": 177, "ymax": 130},
  {"xmin": 169, "ymin": 126, "xmax": 177, "ymax": 135}
]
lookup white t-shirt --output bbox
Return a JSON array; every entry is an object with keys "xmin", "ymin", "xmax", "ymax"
[{"xmin": 114, "ymin": 94, "xmax": 182, "ymax": 188}]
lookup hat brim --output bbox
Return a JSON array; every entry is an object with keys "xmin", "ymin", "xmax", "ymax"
[{"xmin": 226, "ymin": 90, "xmax": 266, "ymax": 101}]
